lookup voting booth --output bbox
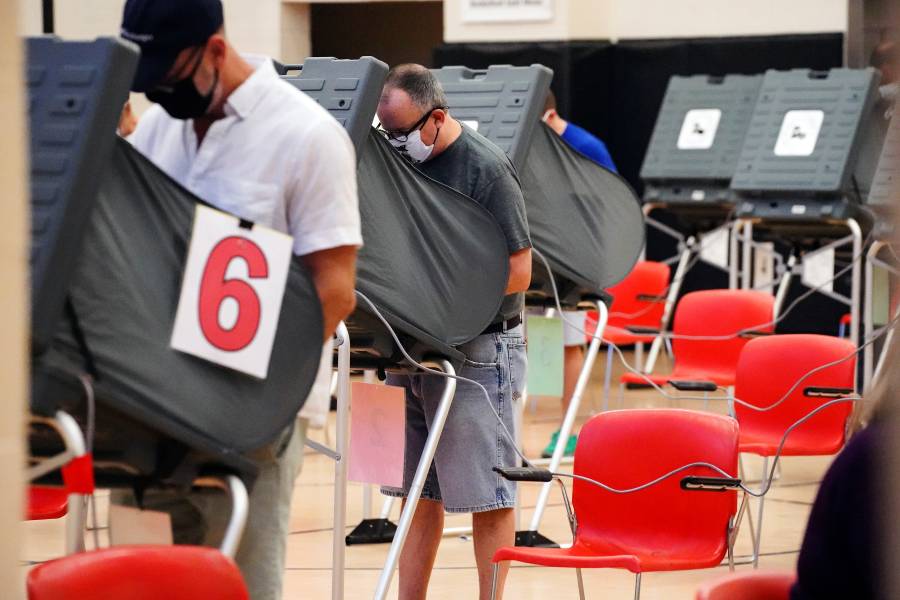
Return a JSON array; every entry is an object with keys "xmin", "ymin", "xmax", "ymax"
[
  {"xmin": 284, "ymin": 57, "xmax": 513, "ymax": 600},
  {"xmin": 730, "ymin": 68, "xmax": 885, "ymax": 365},
  {"xmin": 637, "ymin": 74, "xmax": 764, "ymax": 372},
  {"xmin": 28, "ymin": 37, "xmax": 326, "ymax": 558},
  {"xmin": 642, "ymin": 74, "xmax": 762, "ymax": 213}
]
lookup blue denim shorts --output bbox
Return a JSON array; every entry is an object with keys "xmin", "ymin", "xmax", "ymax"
[{"xmin": 381, "ymin": 324, "xmax": 527, "ymax": 513}]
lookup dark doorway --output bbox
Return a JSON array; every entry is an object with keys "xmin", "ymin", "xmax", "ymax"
[{"xmin": 311, "ymin": 2, "xmax": 443, "ymax": 68}]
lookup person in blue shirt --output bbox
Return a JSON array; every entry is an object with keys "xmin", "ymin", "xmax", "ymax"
[
  {"xmin": 540, "ymin": 90, "xmax": 618, "ymax": 458},
  {"xmin": 542, "ymin": 90, "xmax": 617, "ymax": 172}
]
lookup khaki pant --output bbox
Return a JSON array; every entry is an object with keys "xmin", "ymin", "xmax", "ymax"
[{"xmin": 111, "ymin": 419, "xmax": 308, "ymax": 600}]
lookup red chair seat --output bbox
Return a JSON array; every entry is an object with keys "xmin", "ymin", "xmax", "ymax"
[
  {"xmin": 739, "ymin": 421, "xmax": 847, "ymax": 457},
  {"xmin": 495, "ymin": 536, "xmax": 725, "ymax": 572},
  {"xmin": 27, "ymin": 545, "xmax": 249, "ymax": 600},
  {"xmin": 27, "ymin": 486, "xmax": 69, "ymax": 521},
  {"xmin": 602, "ymin": 325, "xmax": 655, "ymax": 346}
]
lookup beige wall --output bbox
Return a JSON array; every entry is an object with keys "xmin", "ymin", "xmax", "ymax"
[
  {"xmin": 18, "ymin": 0, "xmax": 311, "ymax": 61},
  {"xmin": 3, "ymin": 1, "xmax": 28, "ymax": 598},
  {"xmin": 445, "ymin": 0, "xmax": 849, "ymax": 42}
]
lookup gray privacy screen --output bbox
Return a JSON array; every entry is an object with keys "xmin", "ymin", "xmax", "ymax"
[
  {"xmin": 281, "ymin": 57, "xmax": 508, "ymax": 367},
  {"xmin": 432, "ymin": 65, "xmax": 552, "ymax": 171},
  {"xmin": 39, "ymin": 138, "xmax": 324, "ymax": 455},
  {"xmin": 28, "ymin": 36, "xmax": 138, "ymax": 354},
  {"xmin": 354, "ymin": 128, "xmax": 509, "ymax": 360},
  {"xmin": 281, "ymin": 56, "xmax": 388, "ymax": 154},
  {"xmin": 523, "ymin": 123, "xmax": 645, "ymax": 301},
  {"xmin": 732, "ymin": 68, "xmax": 880, "ymax": 194},
  {"xmin": 641, "ymin": 75, "xmax": 762, "ymax": 188}
]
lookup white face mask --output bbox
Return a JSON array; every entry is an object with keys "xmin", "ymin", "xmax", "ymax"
[
  {"xmin": 389, "ymin": 128, "xmax": 436, "ymax": 164},
  {"xmin": 880, "ymin": 83, "xmax": 899, "ymax": 102}
]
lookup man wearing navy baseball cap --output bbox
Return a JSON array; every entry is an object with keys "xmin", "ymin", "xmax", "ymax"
[{"xmin": 114, "ymin": 1, "xmax": 362, "ymax": 598}]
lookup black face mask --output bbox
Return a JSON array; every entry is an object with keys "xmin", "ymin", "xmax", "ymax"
[{"xmin": 147, "ymin": 50, "xmax": 218, "ymax": 120}]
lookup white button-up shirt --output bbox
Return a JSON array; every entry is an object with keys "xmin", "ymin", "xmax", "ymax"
[{"xmin": 130, "ymin": 55, "xmax": 362, "ymax": 256}]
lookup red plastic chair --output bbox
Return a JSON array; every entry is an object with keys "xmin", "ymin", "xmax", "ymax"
[
  {"xmin": 696, "ymin": 570, "xmax": 795, "ymax": 600},
  {"xmin": 734, "ymin": 334, "xmax": 856, "ymax": 566},
  {"xmin": 27, "ymin": 545, "xmax": 249, "ymax": 600},
  {"xmin": 27, "ymin": 486, "xmax": 69, "ymax": 520},
  {"xmin": 585, "ymin": 261, "xmax": 671, "ymax": 410},
  {"xmin": 620, "ymin": 289, "xmax": 774, "ymax": 389},
  {"xmin": 493, "ymin": 409, "xmax": 741, "ymax": 600},
  {"xmin": 586, "ymin": 261, "xmax": 671, "ymax": 346}
]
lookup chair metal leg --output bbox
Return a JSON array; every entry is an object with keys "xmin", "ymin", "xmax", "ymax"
[
  {"xmin": 576, "ymin": 568, "xmax": 586, "ymax": 600},
  {"xmin": 752, "ymin": 456, "xmax": 768, "ymax": 569},
  {"xmin": 634, "ymin": 572, "xmax": 642, "ymax": 600},
  {"xmin": 491, "ymin": 563, "xmax": 500, "ymax": 600},
  {"xmin": 738, "ymin": 457, "xmax": 757, "ymax": 548}
]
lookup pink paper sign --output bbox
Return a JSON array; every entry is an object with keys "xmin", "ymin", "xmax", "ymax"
[{"xmin": 349, "ymin": 382, "xmax": 406, "ymax": 487}]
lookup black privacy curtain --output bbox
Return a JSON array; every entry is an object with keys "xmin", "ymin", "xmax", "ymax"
[
  {"xmin": 522, "ymin": 122, "xmax": 645, "ymax": 301},
  {"xmin": 39, "ymin": 137, "xmax": 324, "ymax": 455},
  {"xmin": 355, "ymin": 128, "xmax": 509, "ymax": 348}
]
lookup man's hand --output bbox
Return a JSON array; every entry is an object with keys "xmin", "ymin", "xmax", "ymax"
[
  {"xmin": 300, "ymin": 245, "xmax": 358, "ymax": 342},
  {"xmin": 118, "ymin": 100, "xmax": 138, "ymax": 137},
  {"xmin": 506, "ymin": 247, "xmax": 532, "ymax": 294}
]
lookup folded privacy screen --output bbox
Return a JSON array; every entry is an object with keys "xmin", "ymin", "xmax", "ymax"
[
  {"xmin": 522, "ymin": 123, "xmax": 645, "ymax": 303},
  {"xmin": 352, "ymin": 128, "xmax": 509, "ymax": 365},
  {"xmin": 37, "ymin": 138, "xmax": 324, "ymax": 462}
]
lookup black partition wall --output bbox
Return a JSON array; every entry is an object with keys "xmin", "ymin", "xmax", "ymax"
[{"xmin": 435, "ymin": 33, "xmax": 846, "ymax": 335}]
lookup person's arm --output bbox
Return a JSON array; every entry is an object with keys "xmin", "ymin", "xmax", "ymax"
[
  {"xmin": 301, "ymin": 245, "xmax": 358, "ymax": 342},
  {"xmin": 506, "ymin": 247, "xmax": 532, "ymax": 294},
  {"xmin": 480, "ymin": 170, "xmax": 533, "ymax": 295}
]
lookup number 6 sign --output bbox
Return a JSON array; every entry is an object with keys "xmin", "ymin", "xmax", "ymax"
[{"xmin": 171, "ymin": 205, "xmax": 293, "ymax": 379}]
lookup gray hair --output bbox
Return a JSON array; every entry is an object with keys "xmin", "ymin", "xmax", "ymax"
[{"xmin": 383, "ymin": 63, "xmax": 448, "ymax": 110}]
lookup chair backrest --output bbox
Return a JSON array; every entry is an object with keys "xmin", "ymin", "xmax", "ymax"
[
  {"xmin": 671, "ymin": 289, "xmax": 774, "ymax": 380},
  {"xmin": 734, "ymin": 334, "xmax": 856, "ymax": 455},
  {"xmin": 27, "ymin": 546, "xmax": 249, "ymax": 600},
  {"xmin": 696, "ymin": 570, "xmax": 795, "ymax": 600},
  {"xmin": 606, "ymin": 261, "xmax": 671, "ymax": 330},
  {"xmin": 572, "ymin": 409, "xmax": 738, "ymax": 565}
]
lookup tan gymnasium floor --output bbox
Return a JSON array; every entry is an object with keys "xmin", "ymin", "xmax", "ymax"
[{"xmin": 22, "ymin": 349, "xmax": 828, "ymax": 599}]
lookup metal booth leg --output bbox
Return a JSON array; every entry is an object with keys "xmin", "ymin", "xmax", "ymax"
[
  {"xmin": 332, "ymin": 322, "xmax": 351, "ymax": 600},
  {"xmin": 863, "ymin": 241, "xmax": 884, "ymax": 391},
  {"xmin": 522, "ymin": 302, "xmax": 608, "ymax": 544},
  {"xmin": 373, "ymin": 360, "xmax": 458, "ymax": 600},
  {"xmin": 645, "ymin": 236, "xmax": 695, "ymax": 375}
]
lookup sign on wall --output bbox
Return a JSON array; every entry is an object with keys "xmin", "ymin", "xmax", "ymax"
[{"xmin": 463, "ymin": 0, "xmax": 554, "ymax": 23}]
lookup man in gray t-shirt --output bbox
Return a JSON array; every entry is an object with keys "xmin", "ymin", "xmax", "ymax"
[
  {"xmin": 417, "ymin": 123, "xmax": 532, "ymax": 322},
  {"xmin": 377, "ymin": 63, "xmax": 531, "ymax": 600}
]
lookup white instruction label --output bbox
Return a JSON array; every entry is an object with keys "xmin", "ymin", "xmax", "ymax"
[
  {"xmin": 700, "ymin": 228, "xmax": 730, "ymax": 270},
  {"xmin": 774, "ymin": 110, "xmax": 824, "ymax": 157},
  {"xmin": 677, "ymin": 109, "xmax": 721, "ymax": 150},
  {"xmin": 801, "ymin": 247, "xmax": 835, "ymax": 294}
]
